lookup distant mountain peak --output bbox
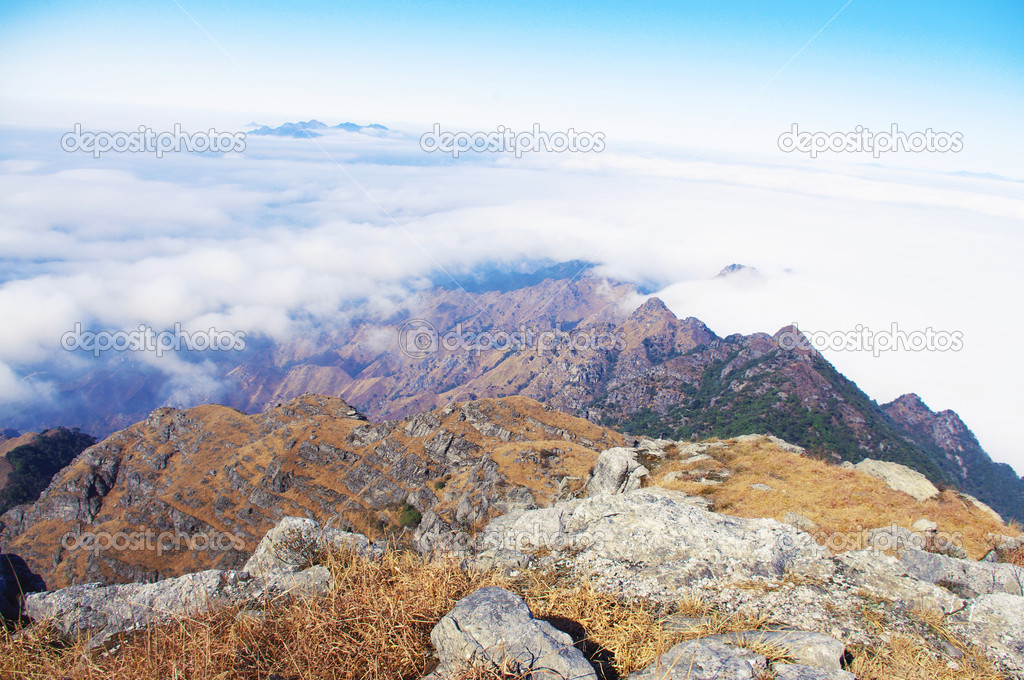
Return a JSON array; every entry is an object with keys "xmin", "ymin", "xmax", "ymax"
[
  {"xmin": 716, "ymin": 263, "xmax": 759, "ymax": 278},
  {"xmin": 890, "ymin": 393, "xmax": 930, "ymax": 411},
  {"xmin": 248, "ymin": 120, "xmax": 388, "ymax": 138},
  {"xmin": 632, "ymin": 296, "xmax": 673, "ymax": 316}
]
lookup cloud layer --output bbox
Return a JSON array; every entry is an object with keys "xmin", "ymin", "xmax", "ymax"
[{"xmin": 1, "ymin": 126, "xmax": 1022, "ymax": 472}]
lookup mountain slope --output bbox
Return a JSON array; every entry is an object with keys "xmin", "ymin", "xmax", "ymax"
[{"xmin": 0, "ymin": 395, "xmax": 621, "ymax": 588}]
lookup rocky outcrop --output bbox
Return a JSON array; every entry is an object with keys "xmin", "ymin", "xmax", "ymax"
[
  {"xmin": 429, "ymin": 587, "xmax": 597, "ymax": 680},
  {"xmin": 480, "ymin": 488, "xmax": 827, "ymax": 591},
  {"xmin": 24, "ymin": 569, "xmax": 256, "ymax": 649},
  {"xmin": 428, "ymin": 587, "xmax": 853, "ymax": 680},
  {"xmin": 20, "ymin": 516, "xmax": 372, "ymax": 649},
  {"xmin": 947, "ymin": 592, "xmax": 1024, "ymax": 672},
  {"xmin": 854, "ymin": 459, "xmax": 940, "ymax": 501}
]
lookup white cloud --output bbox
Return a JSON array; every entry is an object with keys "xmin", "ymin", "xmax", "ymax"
[{"xmin": 0, "ymin": 128, "xmax": 1021, "ymax": 472}]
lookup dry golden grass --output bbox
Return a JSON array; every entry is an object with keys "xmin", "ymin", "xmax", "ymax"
[
  {"xmin": 1, "ymin": 549, "xmax": 487, "ymax": 680},
  {"xmin": 849, "ymin": 634, "xmax": 1005, "ymax": 680},
  {"xmin": 648, "ymin": 438, "xmax": 1022, "ymax": 559},
  {"xmin": 1000, "ymin": 546, "xmax": 1024, "ymax": 569}
]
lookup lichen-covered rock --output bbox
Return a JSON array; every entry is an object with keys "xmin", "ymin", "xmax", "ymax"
[
  {"xmin": 947, "ymin": 593, "xmax": 1024, "ymax": 673},
  {"xmin": 585, "ymin": 447, "xmax": 648, "ymax": 496},
  {"xmin": 704, "ymin": 631, "xmax": 846, "ymax": 669},
  {"xmin": 771, "ymin": 664, "xmax": 855, "ymax": 680},
  {"xmin": 482, "ymin": 488, "xmax": 826, "ymax": 590}
]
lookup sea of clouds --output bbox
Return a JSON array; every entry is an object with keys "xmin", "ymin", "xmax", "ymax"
[{"xmin": 1, "ymin": 124, "xmax": 1022, "ymax": 470}]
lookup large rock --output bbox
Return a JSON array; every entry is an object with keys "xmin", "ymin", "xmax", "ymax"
[
  {"xmin": 24, "ymin": 569, "xmax": 255, "ymax": 648},
  {"xmin": 585, "ymin": 447, "xmax": 648, "ymax": 496},
  {"xmin": 704, "ymin": 631, "xmax": 846, "ymax": 669},
  {"xmin": 481, "ymin": 488, "xmax": 826, "ymax": 592},
  {"xmin": 243, "ymin": 516, "xmax": 381, "ymax": 577},
  {"xmin": 948, "ymin": 592, "xmax": 1024, "ymax": 673},
  {"xmin": 429, "ymin": 587, "xmax": 597, "ymax": 680},
  {"xmin": 900, "ymin": 548, "xmax": 1024, "ymax": 598},
  {"xmin": 854, "ymin": 459, "xmax": 939, "ymax": 501},
  {"xmin": 629, "ymin": 636, "xmax": 766, "ymax": 680},
  {"xmin": 0, "ymin": 553, "xmax": 46, "ymax": 621}
]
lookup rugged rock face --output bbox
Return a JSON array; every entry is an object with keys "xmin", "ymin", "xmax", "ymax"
[
  {"xmin": 899, "ymin": 548, "xmax": 1024, "ymax": 598},
  {"xmin": 0, "ymin": 427, "xmax": 97, "ymax": 515},
  {"xmin": 0, "ymin": 394, "xmax": 621, "ymax": 588}
]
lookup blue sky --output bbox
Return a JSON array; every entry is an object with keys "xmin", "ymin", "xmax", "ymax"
[{"xmin": 2, "ymin": 1, "xmax": 1022, "ymax": 172}]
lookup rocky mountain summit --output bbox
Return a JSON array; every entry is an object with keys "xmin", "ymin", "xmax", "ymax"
[{"xmin": 6, "ymin": 436, "xmax": 1023, "ymax": 677}]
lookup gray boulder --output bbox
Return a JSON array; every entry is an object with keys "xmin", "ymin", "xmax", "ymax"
[
  {"xmin": 628, "ymin": 636, "xmax": 766, "ymax": 680},
  {"xmin": 243, "ymin": 515, "xmax": 381, "ymax": 577},
  {"xmin": 430, "ymin": 586, "xmax": 597, "ymax": 680},
  {"xmin": 900, "ymin": 549, "xmax": 1024, "ymax": 598},
  {"xmin": 585, "ymin": 447, "xmax": 648, "ymax": 496},
  {"xmin": 782, "ymin": 512, "xmax": 819, "ymax": 533},
  {"xmin": 865, "ymin": 524, "xmax": 927, "ymax": 555}
]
